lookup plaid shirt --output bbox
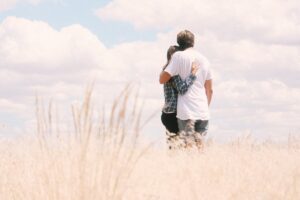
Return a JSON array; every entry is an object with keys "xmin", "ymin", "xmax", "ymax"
[{"xmin": 162, "ymin": 74, "xmax": 196, "ymax": 113}]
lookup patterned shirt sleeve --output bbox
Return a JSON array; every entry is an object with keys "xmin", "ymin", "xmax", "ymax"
[{"xmin": 172, "ymin": 74, "xmax": 196, "ymax": 95}]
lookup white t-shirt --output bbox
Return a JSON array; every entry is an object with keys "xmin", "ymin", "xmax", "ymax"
[{"xmin": 165, "ymin": 48, "xmax": 212, "ymax": 120}]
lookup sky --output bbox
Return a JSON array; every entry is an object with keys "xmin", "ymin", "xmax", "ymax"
[{"xmin": 0, "ymin": 0, "xmax": 300, "ymax": 142}]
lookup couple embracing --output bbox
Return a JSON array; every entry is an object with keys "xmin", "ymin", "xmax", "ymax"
[{"xmin": 159, "ymin": 30, "xmax": 213, "ymax": 149}]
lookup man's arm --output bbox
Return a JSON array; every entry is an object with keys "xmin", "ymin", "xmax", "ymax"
[
  {"xmin": 204, "ymin": 79, "xmax": 213, "ymax": 106},
  {"xmin": 159, "ymin": 53, "xmax": 181, "ymax": 84},
  {"xmin": 159, "ymin": 71, "xmax": 172, "ymax": 84}
]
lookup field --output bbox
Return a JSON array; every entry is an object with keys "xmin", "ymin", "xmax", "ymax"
[{"xmin": 0, "ymin": 86, "xmax": 299, "ymax": 200}]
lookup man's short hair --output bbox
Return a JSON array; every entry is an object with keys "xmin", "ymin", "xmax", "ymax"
[{"xmin": 177, "ymin": 30, "xmax": 195, "ymax": 50}]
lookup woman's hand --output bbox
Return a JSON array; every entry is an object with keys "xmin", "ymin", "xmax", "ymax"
[{"xmin": 191, "ymin": 61, "xmax": 200, "ymax": 75}]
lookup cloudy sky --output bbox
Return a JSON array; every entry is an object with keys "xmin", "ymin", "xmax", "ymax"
[{"xmin": 0, "ymin": 0, "xmax": 299, "ymax": 142}]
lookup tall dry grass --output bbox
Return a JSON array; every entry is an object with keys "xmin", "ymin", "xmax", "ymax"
[{"xmin": 0, "ymin": 85, "xmax": 300, "ymax": 200}]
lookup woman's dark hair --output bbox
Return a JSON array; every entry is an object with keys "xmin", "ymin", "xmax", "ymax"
[
  {"xmin": 162, "ymin": 45, "xmax": 180, "ymax": 70},
  {"xmin": 177, "ymin": 30, "xmax": 194, "ymax": 50}
]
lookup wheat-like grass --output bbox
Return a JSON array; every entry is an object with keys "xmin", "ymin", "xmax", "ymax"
[{"xmin": 0, "ymin": 85, "xmax": 299, "ymax": 200}]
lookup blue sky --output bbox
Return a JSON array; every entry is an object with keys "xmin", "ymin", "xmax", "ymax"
[
  {"xmin": 0, "ymin": 0, "xmax": 157, "ymax": 47},
  {"xmin": 0, "ymin": 0, "xmax": 299, "ymax": 142}
]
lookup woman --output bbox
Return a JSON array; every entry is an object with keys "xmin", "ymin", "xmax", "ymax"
[{"xmin": 161, "ymin": 45, "xmax": 198, "ymax": 148}]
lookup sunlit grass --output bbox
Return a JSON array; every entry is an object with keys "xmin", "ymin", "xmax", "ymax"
[{"xmin": 0, "ymin": 85, "xmax": 299, "ymax": 200}]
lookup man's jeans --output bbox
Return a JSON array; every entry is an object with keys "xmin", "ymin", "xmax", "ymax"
[{"xmin": 177, "ymin": 119, "xmax": 209, "ymax": 147}]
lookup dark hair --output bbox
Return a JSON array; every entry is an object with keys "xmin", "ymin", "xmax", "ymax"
[
  {"xmin": 177, "ymin": 30, "xmax": 194, "ymax": 50},
  {"xmin": 162, "ymin": 45, "xmax": 180, "ymax": 70}
]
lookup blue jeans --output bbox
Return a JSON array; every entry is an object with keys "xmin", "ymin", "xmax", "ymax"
[{"xmin": 177, "ymin": 119, "xmax": 209, "ymax": 136}]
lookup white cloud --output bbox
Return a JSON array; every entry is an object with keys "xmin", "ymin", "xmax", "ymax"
[
  {"xmin": 0, "ymin": 17, "xmax": 106, "ymax": 73},
  {"xmin": 0, "ymin": 16, "xmax": 299, "ymax": 141},
  {"xmin": 0, "ymin": 98, "xmax": 26, "ymax": 114},
  {"xmin": 0, "ymin": 17, "xmax": 166, "ymax": 137},
  {"xmin": 0, "ymin": 0, "xmax": 40, "ymax": 11},
  {"xmin": 96, "ymin": 0, "xmax": 300, "ymax": 45},
  {"xmin": 0, "ymin": 0, "xmax": 18, "ymax": 11}
]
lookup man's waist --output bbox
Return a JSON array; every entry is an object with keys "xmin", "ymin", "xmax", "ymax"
[
  {"xmin": 176, "ymin": 111, "xmax": 210, "ymax": 120},
  {"xmin": 178, "ymin": 98, "xmax": 208, "ymax": 107}
]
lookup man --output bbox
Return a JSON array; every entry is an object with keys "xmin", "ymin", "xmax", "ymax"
[{"xmin": 159, "ymin": 30, "xmax": 213, "ymax": 148}]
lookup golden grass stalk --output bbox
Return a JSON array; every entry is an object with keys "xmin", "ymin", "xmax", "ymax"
[{"xmin": 0, "ymin": 85, "xmax": 300, "ymax": 200}]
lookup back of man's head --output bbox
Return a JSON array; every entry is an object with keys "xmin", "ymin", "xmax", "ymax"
[{"xmin": 177, "ymin": 30, "xmax": 194, "ymax": 50}]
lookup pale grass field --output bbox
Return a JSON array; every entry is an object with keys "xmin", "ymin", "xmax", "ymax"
[{"xmin": 1, "ymin": 86, "xmax": 299, "ymax": 200}]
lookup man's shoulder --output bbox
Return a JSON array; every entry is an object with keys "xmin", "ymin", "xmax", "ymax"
[
  {"xmin": 182, "ymin": 48, "xmax": 205, "ymax": 58},
  {"xmin": 173, "ymin": 49, "xmax": 194, "ymax": 60},
  {"xmin": 191, "ymin": 49, "xmax": 207, "ymax": 58},
  {"xmin": 171, "ymin": 51, "xmax": 187, "ymax": 63},
  {"xmin": 173, "ymin": 49, "xmax": 209, "ymax": 63},
  {"xmin": 193, "ymin": 50, "xmax": 210, "ymax": 66},
  {"xmin": 173, "ymin": 51, "xmax": 185, "ymax": 57}
]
